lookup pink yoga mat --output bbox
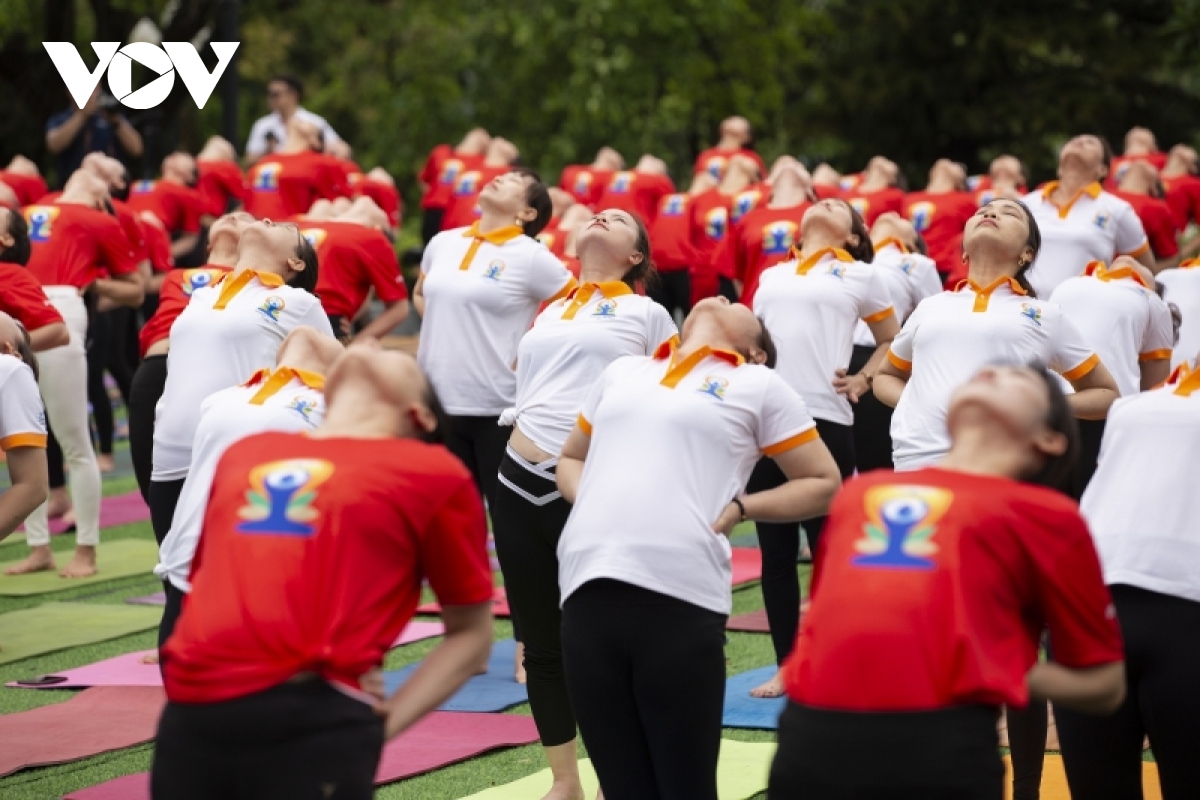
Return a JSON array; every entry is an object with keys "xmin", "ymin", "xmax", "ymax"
[
  {"xmin": 65, "ymin": 711, "xmax": 538, "ymax": 800},
  {"xmin": 0, "ymin": 686, "xmax": 164, "ymax": 777},
  {"xmin": 726, "ymin": 608, "xmax": 770, "ymax": 632},
  {"xmin": 418, "ymin": 586, "xmax": 511, "ymax": 617},
  {"xmin": 16, "ymin": 491, "xmax": 151, "ymax": 535},
  {"xmin": 731, "ymin": 548, "xmax": 763, "ymax": 586},
  {"xmin": 125, "ymin": 592, "xmax": 165, "ymax": 606}
]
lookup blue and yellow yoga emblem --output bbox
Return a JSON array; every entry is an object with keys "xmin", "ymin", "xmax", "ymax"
[
  {"xmin": 287, "ymin": 396, "xmax": 319, "ymax": 424},
  {"xmin": 697, "ymin": 376, "xmax": 729, "ymax": 400},
  {"xmin": 852, "ymin": 485, "xmax": 954, "ymax": 570},
  {"xmin": 592, "ymin": 299, "xmax": 618, "ymax": 318},
  {"xmin": 483, "ymin": 259, "xmax": 506, "ymax": 281},
  {"xmin": 1019, "ymin": 303, "xmax": 1042, "ymax": 327},
  {"xmin": 237, "ymin": 458, "xmax": 334, "ymax": 537},
  {"xmin": 257, "ymin": 296, "xmax": 286, "ymax": 322}
]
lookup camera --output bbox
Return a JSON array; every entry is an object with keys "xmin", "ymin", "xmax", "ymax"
[{"xmin": 98, "ymin": 92, "xmax": 121, "ymax": 114}]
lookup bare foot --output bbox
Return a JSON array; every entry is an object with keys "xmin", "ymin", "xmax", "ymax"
[
  {"xmin": 97, "ymin": 453, "xmax": 116, "ymax": 473},
  {"xmin": 749, "ymin": 670, "xmax": 785, "ymax": 699},
  {"xmin": 60, "ymin": 546, "xmax": 97, "ymax": 578},
  {"xmin": 139, "ymin": 652, "xmax": 160, "ymax": 665},
  {"xmin": 541, "ymin": 781, "xmax": 585, "ymax": 800},
  {"xmin": 514, "ymin": 640, "xmax": 527, "ymax": 684},
  {"xmin": 60, "ymin": 508, "xmax": 77, "ymax": 529},
  {"xmin": 596, "ymin": 789, "xmax": 604, "ymax": 800},
  {"xmin": 4, "ymin": 545, "xmax": 55, "ymax": 575},
  {"xmin": 46, "ymin": 488, "xmax": 71, "ymax": 519}
]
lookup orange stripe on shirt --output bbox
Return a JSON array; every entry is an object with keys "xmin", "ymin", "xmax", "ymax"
[
  {"xmin": 1061, "ymin": 353, "xmax": 1100, "ymax": 382},
  {"xmin": 762, "ymin": 427, "xmax": 819, "ymax": 457},
  {"xmin": 887, "ymin": 350, "xmax": 912, "ymax": 372},
  {"xmin": 577, "ymin": 414, "xmax": 593, "ymax": 436},
  {"xmin": 861, "ymin": 306, "xmax": 895, "ymax": 324},
  {"xmin": 1138, "ymin": 349, "xmax": 1172, "ymax": 363},
  {"xmin": 0, "ymin": 432, "xmax": 47, "ymax": 451}
]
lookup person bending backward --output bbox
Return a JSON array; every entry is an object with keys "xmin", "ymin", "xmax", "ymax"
[
  {"xmin": 1058, "ymin": 360, "xmax": 1200, "ymax": 800},
  {"xmin": 414, "ymin": 169, "xmax": 574, "ymax": 507},
  {"xmin": 10, "ymin": 171, "xmax": 143, "ymax": 578},
  {"xmin": 767, "ymin": 363, "xmax": 1126, "ymax": 800},
  {"xmin": 0, "ymin": 314, "xmax": 48, "ymax": 539},
  {"xmin": 149, "ymin": 218, "xmax": 333, "ymax": 547},
  {"xmin": 748, "ymin": 197, "xmax": 900, "ymax": 698},
  {"xmin": 491, "ymin": 208, "xmax": 677, "ymax": 800},
  {"xmin": 1022, "ymin": 135, "xmax": 1153, "ymax": 298},
  {"xmin": 554, "ymin": 297, "xmax": 841, "ymax": 800},
  {"xmin": 0, "ymin": 207, "xmax": 70, "ymax": 352},
  {"xmin": 151, "ymin": 342, "xmax": 494, "ymax": 800}
]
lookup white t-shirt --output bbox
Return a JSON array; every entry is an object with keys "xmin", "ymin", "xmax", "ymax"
[
  {"xmin": 0, "ymin": 355, "xmax": 46, "ymax": 451},
  {"xmin": 513, "ymin": 282, "xmax": 677, "ymax": 455},
  {"xmin": 418, "ymin": 224, "xmax": 575, "ymax": 415},
  {"xmin": 1023, "ymin": 182, "xmax": 1149, "ymax": 298},
  {"xmin": 853, "ymin": 242, "xmax": 943, "ymax": 347},
  {"xmin": 152, "ymin": 270, "xmax": 333, "ymax": 481},
  {"xmin": 1050, "ymin": 265, "xmax": 1174, "ymax": 397},
  {"xmin": 245, "ymin": 108, "xmax": 341, "ymax": 161},
  {"xmin": 888, "ymin": 278, "xmax": 1098, "ymax": 469},
  {"xmin": 558, "ymin": 342, "xmax": 819, "ymax": 615},
  {"xmin": 1157, "ymin": 261, "xmax": 1200, "ymax": 368},
  {"xmin": 1082, "ymin": 376, "xmax": 1200, "ymax": 602},
  {"xmin": 155, "ymin": 367, "xmax": 326, "ymax": 592},
  {"xmin": 753, "ymin": 247, "xmax": 895, "ymax": 425}
]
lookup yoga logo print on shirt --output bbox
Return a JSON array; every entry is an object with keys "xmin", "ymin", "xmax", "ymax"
[
  {"xmin": 697, "ymin": 376, "xmax": 729, "ymax": 401},
  {"xmin": 661, "ymin": 195, "xmax": 686, "ymax": 217},
  {"xmin": 762, "ymin": 220, "xmax": 798, "ymax": 255},
  {"xmin": 1019, "ymin": 303, "xmax": 1043, "ymax": 328},
  {"xmin": 483, "ymin": 259, "xmax": 506, "ymax": 281},
  {"xmin": 23, "ymin": 206, "xmax": 60, "ymax": 243},
  {"xmin": 592, "ymin": 299, "xmax": 618, "ymax": 318},
  {"xmin": 286, "ymin": 396, "xmax": 319, "ymax": 425},
  {"xmin": 852, "ymin": 485, "xmax": 953, "ymax": 570},
  {"xmin": 182, "ymin": 268, "xmax": 223, "ymax": 296},
  {"xmin": 252, "ymin": 163, "xmax": 282, "ymax": 191},
  {"xmin": 257, "ymin": 296, "xmax": 286, "ymax": 322},
  {"xmin": 908, "ymin": 201, "xmax": 936, "ymax": 233},
  {"xmin": 236, "ymin": 458, "xmax": 334, "ymax": 537},
  {"xmin": 300, "ymin": 228, "xmax": 327, "ymax": 249}
]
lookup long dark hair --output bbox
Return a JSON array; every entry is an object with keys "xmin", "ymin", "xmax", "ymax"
[
  {"xmin": 287, "ymin": 234, "xmax": 320, "ymax": 295},
  {"xmin": 798, "ymin": 198, "xmax": 874, "ymax": 263},
  {"xmin": 622, "ymin": 212, "xmax": 658, "ymax": 291},
  {"xmin": 14, "ymin": 321, "xmax": 39, "ymax": 381},
  {"xmin": 1024, "ymin": 362, "xmax": 1080, "ymax": 490}
]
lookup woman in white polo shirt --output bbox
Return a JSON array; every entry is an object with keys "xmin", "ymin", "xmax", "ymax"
[
  {"xmin": 414, "ymin": 168, "xmax": 575, "ymax": 507},
  {"xmin": 150, "ymin": 219, "xmax": 334, "ymax": 545},
  {"xmin": 1023, "ymin": 135, "xmax": 1152, "ymax": 298},
  {"xmin": 490, "ymin": 208, "xmax": 676, "ymax": 800},
  {"xmin": 555, "ymin": 297, "xmax": 841, "ymax": 800},
  {"xmin": 1055, "ymin": 361, "xmax": 1200, "ymax": 800},
  {"xmin": 0, "ymin": 315, "xmax": 48, "ymax": 540},
  {"xmin": 749, "ymin": 197, "xmax": 900, "ymax": 698}
]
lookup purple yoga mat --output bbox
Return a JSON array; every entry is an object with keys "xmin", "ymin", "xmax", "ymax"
[
  {"xmin": 17, "ymin": 491, "xmax": 151, "ymax": 535},
  {"xmin": 125, "ymin": 592, "xmax": 165, "ymax": 606}
]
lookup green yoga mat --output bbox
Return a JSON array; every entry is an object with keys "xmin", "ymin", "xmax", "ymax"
[
  {"xmin": 0, "ymin": 602, "xmax": 161, "ymax": 665},
  {"xmin": 0, "ymin": 540, "xmax": 158, "ymax": 597},
  {"xmin": 458, "ymin": 739, "xmax": 776, "ymax": 799}
]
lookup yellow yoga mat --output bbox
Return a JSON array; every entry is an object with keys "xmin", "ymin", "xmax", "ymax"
[
  {"xmin": 0, "ymin": 602, "xmax": 162, "ymax": 665},
  {"xmin": 0, "ymin": 540, "xmax": 159, "ymax": 596},
  {"xmin": 1003, "ymin": 755, "xmax": 1161, "ymax": 800},
  {"xmin": 458, "ymin": 739, "xmax": 775, "ymax": 799}
]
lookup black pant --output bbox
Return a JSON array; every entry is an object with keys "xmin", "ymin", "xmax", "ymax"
[
  {"xmin": 129, "ymin": 356, "xmax": 168, "ymax": 504},
  {"xmin": 149, "ymin": 478, "xmax": 186, "ymax": 546},
  {"xmin": 849, "ymin": 344, "xmax": 894, "ymax": 473},
  {"xmin": 1068, "ymin": 418, "xmax": 1106, "ymax": 501},
  {"xmin": 151, "ymin": 679, "xmax": 384, "ymax": 800},
  {"xmin": 158, "ymin": 579, "xmax": 186, "ymax": 651},
  {"xmin": 421, "ymin": 208, "xmax": 445, "ymax": 245},
  {"xmin": 748, "ymin": 418, "xmax": 855, "ymax": 664},
  {"xmin": 442, "ymin": 414, "xmax": 511, "ymax": 509},
  {"xmin": 768, "ymin": 702, "xmax": 1003, "ymax": 799},
  {"xmin": 1006, "ymin": 697, "xmax": 1049, "ymax": 800},
  {"xmin": 491, "ymin": 448, "xmax": 575, "ymax": 746},
  {"xmin": 1057, "ymin": 584, "xmax": 1200, "ymax": 800},
  {"xmin": 648, "ymin": 269, "xmax": 691, "ymax": 320},
  {"xmin": 47, "ymin": 424, "xmax": 65, "ymax": 491},
  {"xmin": 718, "ymin": 276, "xmax": 739, "ymax": 302},
  {"xmin": 562, "ymin": 579, "xmax": 727, "ymax": 800}
]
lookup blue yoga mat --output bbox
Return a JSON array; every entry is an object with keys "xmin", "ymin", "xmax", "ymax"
[
  {"xmin": 722, "ymin": 666, "xmax": 785, "ymax": 729},
  {"xmin": 383, "ymin": 638, "xmax": 528, "ymax": 713}
]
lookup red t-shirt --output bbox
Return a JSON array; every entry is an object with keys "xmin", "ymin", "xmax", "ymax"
[
  {"xmin": 23, "ymin": 202, "xmax": 138, "ymax": 288},
  {"xmin": 0, "ymin": 172, "xmax": 48, "ymax": 207},
  {"xmin": 1109, "ymin": 153, "xmax": 1168, "ymax": 189},
  {"xmin": 138, "ymin": 266, "xmax": 231, "ymax": 356},
  {"xmin": 424, "ymin": 153, "xmax": 487, "ymax": 211},
  {"xmin": 593, "ymin": 171, "xmax": 676, "ymax": 224},
  {"xmin": 721, "ymin": 203, "xmax": 810, "ymax": 307},
  {"xmin": 649, "ymin": 193, "xmax": 696, "ymax": 273},
  {"xmin": 558, "ymin": 165, "xmax": 612, "ymax": 207},
  {"xmin": 812, "ymin": 183, "xmax": 843, "ymax": 200},
  {"xmin": 39, "ymin": 192, "xmax": 146, "ymax": 266},
  {"xmin": 693, "ymin": 147, "xmax": 766, "ymax": 181},
  {"xmin": 246, "ymin": 151, "xmax": 347, "ymax": 220},
  {"xmin": 689, "ymin": 189, "xmax": 735, "ymax": 299},
  {"xmin": 197, "ymin": 160, "xmax": 248, "ymax": 216},
  {"xmin": 904, "ymin": 191, "xmax": 976, "ymax": 277},
  {"xmin": 0, "ymin": 264, "xmax": 64, "ymax": 331},
  {"xmin": 783, "ymin": 468, "xmax": 1123, "ymax": 712},
  {"xmin": 1162, "ymin": 173, "xmax": 1200, "ymax": 232},
  {"xmin": 442, "ymin": 166, "xmax": 511, "ymax": 231},
  {"xmin": 536, "ymin": 220, "xmax": 568, "ymax": 258},
  {"xmin": 299, "ymin": 220, "xmax": 407, "ymax": 318},
  {"xmin": 842, "ymin": 187, "xmax": 905, "ymax": 227},
  {"xmin": 419, "ymin": 144, "xmax": 452, "ymax": 205},
  {"xmin": 353, "ymin": 178, "xmax": 403, "ymax": 228},
  {"xmin": 138, "ymin": 214, "xmax": 175, "ymax": 273},
  {"xmin": 1112, "ymin": 190, "xmax": 1179, "ymax": 259},
  {"xmin": 162, "ymin": 432, "xmax": 494, "ymax": 704},
  {"xmin": 127, "ymin": 180, "xmax": 204, "ymax": 234}
]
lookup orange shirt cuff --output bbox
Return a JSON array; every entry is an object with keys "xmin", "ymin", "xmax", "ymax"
[
  {"xmin": 0, "ymin": 433, "xmax": 47, "ymax": 451},
  {"xmin": 886, "ymin": 350, "xmax": 912, "ymax": 372},
  {"xmin": 1061, "ymin": 353, "xmax": 1101, "ymax": 382},
  {"xmin": 762, "ymin": 427, "xmax": 819, "ymax": 457},
  {"xmin": 1122, "ymin": 241, "xmax": 1151, "ymax": 259},
  {"xmin": 577, "ymin": 414, "xmax": 593, "ymax": 437},
  {"xmin": 862, "ymin": 306, "xmax": 895, "ymax": 324},
  {"xmin": 1139, "ymin": 349, "xmax": 1171, "ymax": 362}
]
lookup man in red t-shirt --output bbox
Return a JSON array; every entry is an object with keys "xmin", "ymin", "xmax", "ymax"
[
  {"xmin": 1161, "ymin": 145, "xmax": 1200, "ymax": 234},
  {"xmin": 441, "ymin": 138, "xmax": 520, "ymax": 231},
  {"xmin": 1109, "ymin": 126, "xmax": 1167, "ymax": 189},
  {"xmin": 353, "ymin": 168, "xmax": 403, "ymax": 229},
  {"xmin": 904, "ymin": 159, "xmax": 977, "ymax": 282},
  {"xmin": 559, "ymin": 146, "xmax": 624, "ymax": 207},
  {"xmin": 0, "ymin": 206, "xmax": 68, "ymax": 351},
  {"xmin": 593, "ymin": 155, "xmax": 676, "ymax": 226},
  {"xmin": 0, "ymin": 156, "xmax": 48, "ymax": 208},
  {"xmin": 196, "ymin": 136, "xmax": 249, "ymax": 217},
  {"xmin": 153, "ymin": 343, "xmax": 494, "ymax": 800},
  {"xmin": 1114, "ymin": 162, "xmax": 1180, "ymax": 269},
  {"xmin": 420, "ymin": 129, "xmax": 490, "ymax": 244},
  {"xmin": 842, "ymin": 157, "xmax": 906, "ymax": 227},
  {"xmin": 127, "ymin": 152, "xmax": 207, "ymax": 260},
  {"xmin": 246, "ymin": 119, "xmax": 348, "ymax": 222},
  {"xmin": 689, "ymin": 154, "xmax": 762, "ymax": 303},
  {"xmin": 648, "ymin": 173, "xmax": 718, "ymax": 318},
  {"xmin": 693, "ymin": 116, "xmax": 766, "ymax": 180}
]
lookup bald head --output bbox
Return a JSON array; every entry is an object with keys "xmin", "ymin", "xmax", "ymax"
[
  {"xmin": 458, "ymin": 128, "xmax": 491, "ymax": 155},
  {"xmin": 593, "ymin": 147, "xmax": 625, "ymax": 172},
  {"xmin": 486, "ymin": 137, "xmax": 519, "ymax": 166},
  {"xmin": 1125, "ymin": 126, "xmax": 1157, "ymax": 155},
  {"xmin": 366, "ymin": 167, "xmax": 394, "ymax": 186},
  {"xmin": 198, "ymin": 135, "xmax": 237, "ymax": 162},
  {"xmin": 82, "ymin": 153, "xmax": 127, "ymax": 191},
  {"xmin": 162, "ymin": 152, "xmax": 197, "ymax": 186},
  {"xmin": 5, "ymin": 156, "xmax": 40, "ymax": 177},
  {"xmin": 635, "ymin": 154, "xmax": 667, "ymax": 175},
  {"xmin": 61, "ymin": 170, "xmax": 110, "ymax": 207},
  {"xmin": 720, "ymin": 116, "xmax": 752, "ymax": 146}
]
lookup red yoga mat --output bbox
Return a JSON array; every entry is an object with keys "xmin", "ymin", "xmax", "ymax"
[
  {"xmin": 0, "ymin": 686, "xmax": 164, "ymax": 777},
  {"xmin": 418, "ymin": 586, "xmax": 511, "ymax": 617},
  {"xmin": 726, "ymin": 608, "xmax": 770, "ymax": 632},
  {"xmin": 65, "ymin": 711, "xmax": 539, "ymax": 799}
]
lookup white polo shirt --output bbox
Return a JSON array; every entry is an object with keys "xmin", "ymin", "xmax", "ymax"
[
  {"xmin": 1050, "ymin": 262, "xmax": 1174, "ymax": 397},
  {"xmin": 853, "ymin": 240, "xmax": 943, "ymax": 347},
  {"xmin": 245, "ymin": 108, "xmax": 340, "ymax": 161},
  {"xmin": 1023, "ymin": 182, "xmax": 1149, "ymax": 298},
  {"xmin": 418, "ymin": 224, "xmax": 576, "ymax": 415},
  {"xmin": 753, "ymin": 247, "xmax": 895, "ymax": 425},
  {"xmin": 0, "ymin": 355, "xmax": 46, "ymax": 451},
  {"xmin": 155, "ymin": 367, "xmax": 326, "ymax": 592},
  {"xmin": 558, "ymin": 341, "xmax": 819, "ymax": 615},
  {"xmin": 1157, "ymin": 259, "xmax": 1200, "ymax": 368},
  {"xmin": 888, "ymin": 278, "xmax": 1098, "ymax": 469},
  {"xmin": 1081, "ymin": 374, "xmax": 1200, "ymax": 602},
  {"xmin": 513, "ymin": 281, "xmax": 677, "ymax": 456},
  {"xmin": 152, "ymin": 270, "xmax": 333, "ymax": 481}
]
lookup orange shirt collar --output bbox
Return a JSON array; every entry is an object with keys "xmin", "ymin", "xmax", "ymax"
[
  {"xmin": 561, "ymin": 281, "xmax": 633, "ymax": 319},
  {"xmin": 212, "ymin": 269, "xmax": 286, "ymax": 310},
  {"xmin": 653, "ymin": 336, "xmax": 744, "ymax": 385},
  {"xmin": 1179, "ymin": 258, "xmax": 1200, "ymax": 270},
  {"xmin": 954, "ymin": 275, "xmax": 1027, "ymax": 312},
  {"xmin": 872, "ymin": 237, "xmax": 909, "ymax": 254},
  {"xmin": 792, "ymin": 246, "xmax": 854, "ymax": 275},
  {"xmin": 461, "ymin": 221, "xmax": 524, "ymax": 245},
  {"xmin": 243, "ymin": 366, "xmax": 326, "ymax": 406},
  {"xmin": 1041, "ymin": 180, "xmax": 1103, "ymax": 201},
  {"xmin": 1084, "ymin": 260, "xmax": 1149, "ymax": 288},
  {"xmin": 1174, "ymin": 365, "xmax": 1200, "ymax": 397}
]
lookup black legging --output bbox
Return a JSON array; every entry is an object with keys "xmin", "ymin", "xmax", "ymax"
[
  {"xmin": 158, "ymin": 579, "xmax": 186, "ymax": 652},
  {"xmin": 747, "ymin": 418, "xmax": 855, "ymax": 664},
  {"xmin": 1068, "ymin": 418, "xmax": 1106, "ymax": 501},
  {"xmin": 562, "ymin": 579, "xmax": 726, "ymax": 800},
  {"xmin": 421, "ymin": 208, "xmax": 445, "ymax": 246},
  {"xmin": 128, "ymin": 355, "xmax": 168, "ymax": 504},
  {"xmin": 47, "ymin": 425, "xmax": 66, "ymax": 491},
  {"xmin": 647, "ymin": 270, "xmax": 691, "ymax": 320},
  {"xmin": 1057, "ymin": 584, "xmax": 1200, "ymax": 800},
  {"xmin": 1007, "ymin": 697, "xmax": 1049, "ymax": 800},
  {"xmin": 849, "ymin": 343, "xmax": 894, "ymax": 473},
  {"xmin": 149, "ymin": 478, "xmax": 186, "ymax": 546},
  {"xmin": 442, "ymin": 414, "xmax": 511, "ymax": 510}
]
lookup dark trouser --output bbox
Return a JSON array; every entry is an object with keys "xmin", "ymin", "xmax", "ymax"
[
  {"xmin": 648, "ymin": 269, "xmax": 691, "ymax": 320},
  {"xmin": 86, "ymin": 310, "xmax": 117, "ymax": 454},
  {"xmin": 1068, "ymin": 418, "xmax": 1106, "ymax": 501},
  {"xmin": 849, "ymin": 343, "xmax": 894, "ymax": 473},
  {"xmin": 768, "ymin": 702, "xmax": 1004, "ymax": 800},
  {"xmin": 158, "ymin": 579, "xmax": 187, "ymax": 651},
  {"xmin": 421, "ymin": 208, "xmax": 445, "ymax": 245},
  {"xmin": 1057, "ymin": 585, "xmax": 1200, "ymax": 800},
  {"xmin": 129, "ymin": 355, "xmax": 168, "ymax": 504},
  {"xmin": 151, "ymin": 679, "xmax": 384, "ymax": 800},
  {"xmin": 47, "ymin": 425, "xmax": 65, "ymax": 491},
  {"xmin": 1007, "ymin": 698, "xmax": 1048, "ymax": 800},
  {"xmin": 442, "ymin": 414, "xmax": 511, "ymax": 509},
  {"xmin": 718, "ymin": 276, "xmax": 739, "ymax": 302},
  {"xmin": 748, "ymin": 418, "xmax": 855, "ymax": 664},
  {"xmin": 149, "ymin": 478, "xmax": 186, "ymax": 546},
  {"xmin": 491, "ymin": 447, "xmax": 575, "ymax": 746},
  {"xmin": 562, "ymin": 579, "xmax": 727, "ymax": 800}
]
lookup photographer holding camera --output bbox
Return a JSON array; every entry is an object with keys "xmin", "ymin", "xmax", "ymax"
[{"xmin": 45, "ymin": 86, "xmax": 144, "ymax": 187}]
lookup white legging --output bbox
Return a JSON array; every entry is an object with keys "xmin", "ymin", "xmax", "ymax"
[{"xmin": 24, "ymin": 287, "xmax": 101, "ymax": 547}]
